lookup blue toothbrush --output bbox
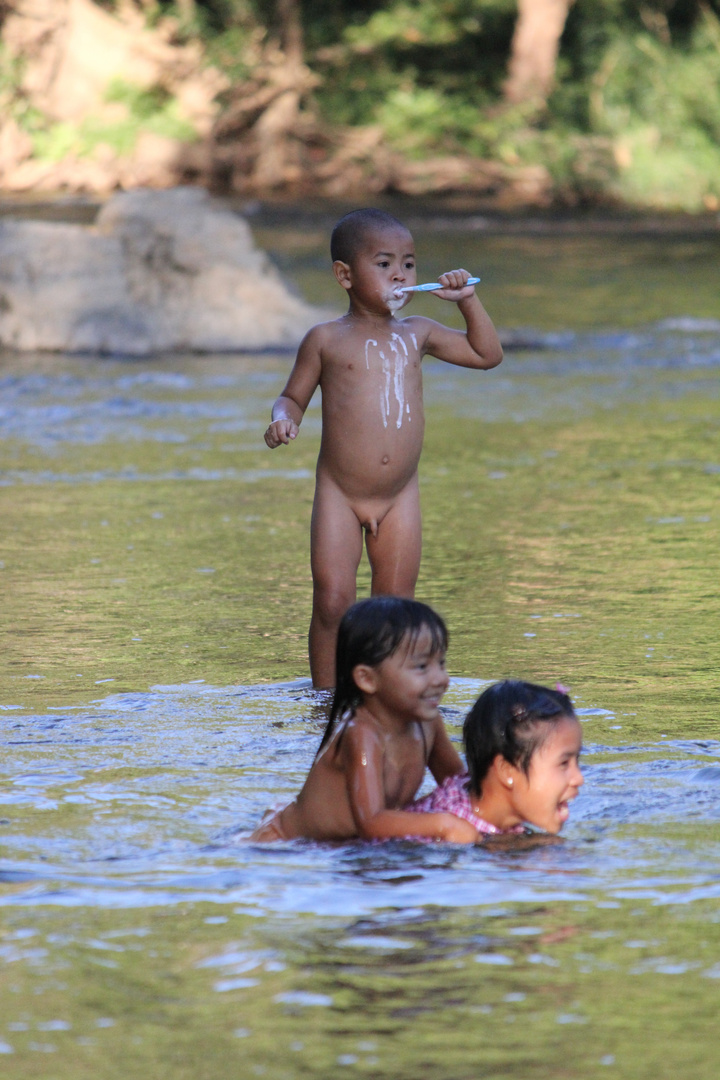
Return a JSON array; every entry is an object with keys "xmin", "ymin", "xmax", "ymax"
[{"xmin": 399, "ymin": 276, "xmax": 481, "ymax": 293}]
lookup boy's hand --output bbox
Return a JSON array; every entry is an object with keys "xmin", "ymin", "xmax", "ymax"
[
  {"xmin": 433, "ymin": 268, "xmax": 476, "ymax": 303},
  {"xmin": 264, "ymin": 418, "xmax": 299, "ymax": 448}
]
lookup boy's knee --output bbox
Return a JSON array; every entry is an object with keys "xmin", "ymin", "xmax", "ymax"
[{"xmin": 312, "ymin": 584, "xmax": 354, "ymax": 627}]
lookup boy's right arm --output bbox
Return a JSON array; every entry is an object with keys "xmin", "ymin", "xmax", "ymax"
[{"xmin": 264, "ymin": 326, "xmax": 324, "ymax": 449}]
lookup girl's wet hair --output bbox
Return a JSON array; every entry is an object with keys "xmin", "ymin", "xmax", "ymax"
[
  {"xmin": 317, "ymin": 596, "xmax": 448, "ymax": 752},
  {"xmin": 463, "ymin": 679, "xmax": 576, "ymax": 795},
  {"xmin": 330, "ymin": 208, "xmax": 408, "ymax": 264}
]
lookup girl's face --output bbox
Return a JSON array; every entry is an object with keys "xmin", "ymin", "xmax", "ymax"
[
  {"xmin": 508, "ymin": 715, "xmax": 584, "ymax": 834},
  {"xmin": 365, "ymin": 626, "xmax": 449, "ymax": 723}
]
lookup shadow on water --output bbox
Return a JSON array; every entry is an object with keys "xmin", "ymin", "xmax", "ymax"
[{"xmin": 1, "ymin": 220, "xmax": 720, "ymax": 1078}]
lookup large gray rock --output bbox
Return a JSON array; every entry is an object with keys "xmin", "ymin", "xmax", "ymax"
[{"xmin": 0, "ymin": 187, "xmax": 326, "ymax": 355}]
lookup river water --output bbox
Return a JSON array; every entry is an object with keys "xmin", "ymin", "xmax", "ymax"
[{"xmin": 1, "ymin": 207, "xmax": 720, "ymax": 1078}]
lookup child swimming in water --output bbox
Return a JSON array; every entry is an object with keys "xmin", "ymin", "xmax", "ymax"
[
  {"xmin": 406, "ymin": 679, "xmax": 584, "ymax": 840},
  {"xmin": 264, "ymin": 208, "xmax": 503, "ymax": 688},
  {"xmin": 250, "ymin": 596, "xmax": 473, "ymax": 843}
]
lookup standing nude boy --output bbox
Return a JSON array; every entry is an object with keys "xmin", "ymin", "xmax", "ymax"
[{"xmin": 264, "ymin": 208, "xmax": 503, "ymax": 687}]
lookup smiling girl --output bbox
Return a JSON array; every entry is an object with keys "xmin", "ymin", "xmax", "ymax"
[
  {"xmin": 407, "ymin": 680, "xmax": 584, "ymax": 840},
  {"xmin": 250, "ymin": 597, "xmax": 471, "ymax": 843}
]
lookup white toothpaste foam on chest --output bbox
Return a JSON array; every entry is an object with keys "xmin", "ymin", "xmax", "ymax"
[{"xmin": 364, "ymin": 333, "xmax": 412, "ymax": 428}]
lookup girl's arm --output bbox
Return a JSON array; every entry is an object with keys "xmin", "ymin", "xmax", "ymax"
[
  {"xmin": 342, "ymin": 724, "xmax": 477, "ymax": 843},
  {"xmin": 426, "ymin": 716, "xmax": 465, "ymax": 785},
  {"xmin": 364, "ymin": 808, "xmax": 478, "ymax": 844}
]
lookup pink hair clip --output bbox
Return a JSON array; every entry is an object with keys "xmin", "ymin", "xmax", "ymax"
[{"xmin": 556, "ymin": 682, "xmax": 571, "ymax": 695}]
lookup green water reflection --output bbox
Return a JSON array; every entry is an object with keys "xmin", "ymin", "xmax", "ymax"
[
  {"xmin": 2, "ymin": 897, "xmax": 720, "ymax": 1079},
  {"xmin": 1, "ymin": 354, "xmax": 718, "ymax": 740},
  {"xmin": 1, "ymin": 220, "xmax": 719, "ymax": 1079},
  {"xmin": 254, "ymin": 215, "xmax": 720, "ymax": 331}
]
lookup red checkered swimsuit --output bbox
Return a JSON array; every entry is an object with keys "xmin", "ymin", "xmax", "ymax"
[{"xmin": 406, "ymin": 772, "xmax": 527, "ymax": 836}]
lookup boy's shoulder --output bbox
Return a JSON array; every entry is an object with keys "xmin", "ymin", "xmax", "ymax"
[
  {"xmin": 398, "ymin": 314, "xmax": 443, "ymax": 332},
  {"xmin": 300, "ymin": 315, "xmax": 349, "ymax": 348},
  {"xmin": 299, "ymin": 313, "xmax": 438, "ymax": 360}
]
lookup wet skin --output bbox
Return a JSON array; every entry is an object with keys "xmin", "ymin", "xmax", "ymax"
[
  {"xmin": 506, "ymin": 715, "xmax": 585, "ymax": 833},
  {"xmin": 469, "ymin": 715, "xmax": 585, "ymax": 837},
  {"xmin": 264, "ymin": 224, "xmax": 503, "ymax": 687},
  {"xmin": 250, "ymin": 628, "xmax": 475, "ymax": 843}
]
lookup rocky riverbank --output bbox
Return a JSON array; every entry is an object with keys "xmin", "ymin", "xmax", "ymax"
[{"xmin": 0, "ymin": 187, "xmax": 326, "ymax": 355}]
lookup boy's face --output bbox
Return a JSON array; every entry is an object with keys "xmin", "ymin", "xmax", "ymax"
[{"xmin": 334, "ymin": 226, "xmax": 417, "ymax": 314}]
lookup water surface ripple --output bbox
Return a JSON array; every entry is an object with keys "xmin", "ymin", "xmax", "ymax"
[{"xmin": 1, "ymin": 225, "xmax": 719, "ymax": 1079}]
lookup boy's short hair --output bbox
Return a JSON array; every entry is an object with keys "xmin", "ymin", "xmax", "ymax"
[{"xmin": 330, "ymin": 208, "xmax": 409, "ymax": 264}]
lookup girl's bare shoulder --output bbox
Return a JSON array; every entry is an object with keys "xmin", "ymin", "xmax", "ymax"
[{"xmin": 316, "ymin": 711, "xmax": 383, "ymax": 765}]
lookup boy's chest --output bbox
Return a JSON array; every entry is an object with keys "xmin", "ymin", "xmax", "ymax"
[
  {"xmin": 324, "ymin": 326, "xmax": 422, "ymax": 380},
  {"xmin": 323, "ymin": 335, "xmax": 424, "ymax": 429}
]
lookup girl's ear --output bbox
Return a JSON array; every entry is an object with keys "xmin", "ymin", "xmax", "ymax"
[
  {"xmin": 332, "ymin": 260, "xmax": 352, "ymax": 291},
  {"xmin": 493, "ymin": 753, "xmax": 521, "ymax": 791},
  {"xmin": 352, "ymin": 663, "xmax": 378, "ymax": 696}
]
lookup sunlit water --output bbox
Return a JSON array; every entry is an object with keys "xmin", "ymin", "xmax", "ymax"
[{"xmin": 1, "ymin": 209, "xmax": 720, "ymax": 1078}]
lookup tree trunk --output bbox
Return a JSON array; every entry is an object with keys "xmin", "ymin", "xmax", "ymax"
[
  {"xmin": 276, "ymin": 0, "xmax": 304, "ymax": 67},
  {"xmin": 252, "ymin": 0, "xmax": 307, "ymax": 188},
  {"xmin": 504, "ymin": 0, "xmax": 573, "ymax": 106}
]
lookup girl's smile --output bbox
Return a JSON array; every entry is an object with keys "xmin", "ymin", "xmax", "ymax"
[
  {"xmin": 362, "ymin": 626, "xmax": 449, "ymax": 725},
  {"xmin": 507, "ymin": 715, "xmax": 584, "ymax": 834}
]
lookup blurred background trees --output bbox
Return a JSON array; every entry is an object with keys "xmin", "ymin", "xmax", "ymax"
[{"xmin": 2, "ymin": 0, "xmax": 719, "ymax": 210}]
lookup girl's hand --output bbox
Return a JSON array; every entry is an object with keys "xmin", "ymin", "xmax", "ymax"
[
  {"xmin": 432, "ymin": 269, "xmax": 477, "ymax": 303},
  {"xmin": 436, "ymin": 813, "xmax": 479, "ymax": 843},
  {"xmin": 265, "ymin": 418, "xmax": 299, "ymax": 448}
]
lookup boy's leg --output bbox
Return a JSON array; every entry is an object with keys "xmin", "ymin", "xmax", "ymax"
[
  {"xmin": 365, "ymin": 476, "xmax": 422, "ymax": 596},
  {"xmin": 309, "ymin": 479, "xmax": 364, "ymax": 688}
]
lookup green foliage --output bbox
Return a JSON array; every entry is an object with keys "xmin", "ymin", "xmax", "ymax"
[
  {"xmin": 104, "ymin": 79, "xmax": 175, "ymax": 121},
  {"xmin": 374, "ymin": 86, "xmax": 482, "ymax": 157},
  {"xmin": 320, "ymin": 0, "xmax": 720, "ymax": 209},
  {"xmin": 311, "ymin": 0, "xmax": 515, "ymax": 137},
  {"xmin": 0, "ymin": 43, "xmax": 22, "ymax": 100},
  {"xmin": 8, "ymin": 0, "xmax": 720, "ymax": 209},
  {"xmin": 177, "ymin": 2, "xmax": 264, "ymax": 79},
  {"xmin": 0, "ymin": 43, "xmax": 44, "ymax": 132},
  {"xmin": 28, "ymin": 80, "xmax": 197, "ymax": 163},
  {"xmin": 343, "ymin": 0, "xmax": 477, "ymax": 49},
  {"xmin": 589, "ymin": 13, "xmax": 720, "ymax": 207}
]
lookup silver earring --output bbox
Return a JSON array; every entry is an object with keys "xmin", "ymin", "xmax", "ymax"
[{"xmin": 507, "ymin": 778, "xmax": 513, "ymax": 787}]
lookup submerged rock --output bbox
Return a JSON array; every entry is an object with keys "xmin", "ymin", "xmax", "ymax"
[{"xmin": 0, "ymin": 187, "xmax": 327, "ymax": 355}]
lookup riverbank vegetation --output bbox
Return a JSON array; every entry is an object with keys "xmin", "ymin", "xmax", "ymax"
[
  {"xmin": 192, "ymin": 0, "xmax": 720, "ymax": 210},
  {"xmin": 2, "ymin": 0, "xmax": 720, "ymax": 211}
]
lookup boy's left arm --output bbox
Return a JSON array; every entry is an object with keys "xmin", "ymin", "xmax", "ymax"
[
  {"xmin": 421, "ymin": 269, "xmax": 503, "ymax": 370},
  {"xmin": 426, "ymin": 716, "xmax": 465, "ymax": 785}
]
